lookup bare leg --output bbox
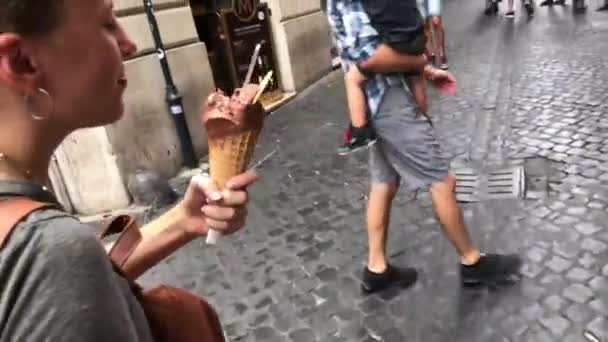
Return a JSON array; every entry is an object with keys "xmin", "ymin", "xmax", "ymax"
[
  {"xmin": 430, "ymin": 175, "xmax": 481, "ymax": 265},
  {"xmin": 367, "ymin": 181, "xmax": 399, "ymax": 273},
  {"xmin": 344, "ymin": 68, "xmax": 368, "ymax": 128},
  {"xmin": 432, "ymin": 16, "xmax": 447, "ymax": 59},
  {"xmin": 424, "ymin": 20, "xmax": 436, "ymax": 63},
  {"xmin": 358, "ymin": 44, "xmax": 427, "ymax": 74},
  {"xmin": 507, "ymin": 0, "xmax": 515, "ymax": 12}
]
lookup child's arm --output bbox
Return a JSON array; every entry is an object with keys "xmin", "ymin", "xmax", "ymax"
[
  {"xmin": 344, "ymin": 65, "xmax": 369, "ymax": 128},
  {"xmin": 357, "ymin": 44, "xmax": 427, "ymax": 75}
]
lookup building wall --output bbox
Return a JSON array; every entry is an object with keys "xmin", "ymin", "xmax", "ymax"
[{"xmin": 263, "ymin": 0, "xmax": 333, "ymax": 92}]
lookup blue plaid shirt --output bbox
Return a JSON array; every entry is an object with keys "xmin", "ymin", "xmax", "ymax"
[{"xmin": 327, "ymin": 0, "xmax": 410, "ymax": 116}]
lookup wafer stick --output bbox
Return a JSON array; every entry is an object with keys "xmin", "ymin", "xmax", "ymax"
[{"xmin": 253, "ymin": 71, "xmax": 273, "ymax": 104}]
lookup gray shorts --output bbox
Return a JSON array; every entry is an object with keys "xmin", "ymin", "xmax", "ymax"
[{"xmin": 369, "ymin": 87, "xmax": 449, "ymax": 190}]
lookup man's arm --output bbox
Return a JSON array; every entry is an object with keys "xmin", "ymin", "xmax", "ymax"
[{"xmin": 357, "ymin": 44, "xmax": 428, "ymax": 75}]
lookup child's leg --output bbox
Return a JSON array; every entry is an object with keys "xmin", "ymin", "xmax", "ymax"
[
  {"xmin": 338, "ymin": 65, "xmax": 377, "ymax": 155},
  {"xmin": 345, "ymin": 66, "xmax": 368, "ymax": 129},
  {"xmin": 409, "ymin": 74, "xmax": 428, "ymax": 114}
]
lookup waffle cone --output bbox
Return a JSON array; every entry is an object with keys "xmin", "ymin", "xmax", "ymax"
[{"xmin": 208, "ymin": 128, "xmax": 261, "ymax": 188}]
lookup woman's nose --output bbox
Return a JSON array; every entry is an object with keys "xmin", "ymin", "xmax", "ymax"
[
  {"xmin": 120, "ymin": 37, "xmax": 138, "ymax": 59},
  {"xmin": 118, "ymin": 25, "xmax": 138, "ymax": 59}
]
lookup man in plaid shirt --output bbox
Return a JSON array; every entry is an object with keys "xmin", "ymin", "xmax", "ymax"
[{"xmin": 326, "ymin": 0, "xmax": 522, "ymax": 293}]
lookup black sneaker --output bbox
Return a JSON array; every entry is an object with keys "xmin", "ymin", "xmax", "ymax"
[
  {"xmin": 361, "ymin": 264, "xmax": 418, "ymax": 294},
  {"xmin": 484, "ymin": 1, "xmax": 499, "ymax": 15},
  {"xmin": 540, "ymin": 0, "xmax": 554, "ymax": 5},
  {"xmin": 338, "ymin": 126, "xmax": 377, "ymax": 156},
  {"xmin": 505, "ymin": 10, "xmax": 515, "ymax": 18},
  {"xmin": 460, "ymin": 253, "xmax": 522, "ymax": 287}
]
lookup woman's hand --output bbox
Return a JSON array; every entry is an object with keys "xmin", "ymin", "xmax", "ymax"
[{"xmin": 177, "ymin": 170, "xmax": 258, "ymax": 238}]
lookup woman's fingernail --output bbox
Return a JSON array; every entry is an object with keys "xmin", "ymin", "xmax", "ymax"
[{"xmin": 209, "ymin": 192, "xmax": 222, "ymax": 201}]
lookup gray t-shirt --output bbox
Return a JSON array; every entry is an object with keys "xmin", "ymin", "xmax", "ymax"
[{"xmin": 0, "ymin": 208, "xmax": 154, "ymax": 342}]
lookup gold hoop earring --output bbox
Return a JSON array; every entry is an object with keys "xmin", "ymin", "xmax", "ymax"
[{"xmin": 25, "ymin": 88, "xmax": 54, "ymax": 121}]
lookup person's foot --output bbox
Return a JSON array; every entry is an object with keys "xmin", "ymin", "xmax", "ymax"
[
  {"xmin": 505, "ymin": 10, "xmax": 515, "ymax": 18},
  {"xmin": 484, "ymin": 1, "xmax": 499, "ymax": 14},
  {"xmin": 461, "ymin": 253, "xmax": 522, "ymax": 286},
  {"xmin": 338, "ymin": 126, "xmax": 377, "ymax": 156},
  {"xmin": 554, "ymin": 0, "xmax": 565, "ymax": 4},
  {"xmin": 361, "ymin": 264, "xmax": 418, "ymax": 294},
  {"xmin": 540, "ymin": 0, "xmax": 554, "ymax": 5},
  {"xmin": 439, "ymin": 55, "xmax": 449, "ymax": 70},
  {"xmin": 525, "ymin": 1, "xmax": 535, "ymax": 16}
]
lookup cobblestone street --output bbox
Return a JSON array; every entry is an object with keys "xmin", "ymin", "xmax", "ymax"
[{"xmin": 140, "ymin": 1, "xmax": 608, "ymax": 341}]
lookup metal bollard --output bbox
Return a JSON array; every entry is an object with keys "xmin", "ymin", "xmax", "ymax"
[{"xmin": 142, "ymin": 0, "xmax": 198, "ymax": 168}]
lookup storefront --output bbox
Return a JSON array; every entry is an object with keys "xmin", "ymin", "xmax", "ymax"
[{"xmin": 189, "ymin": 0, "xmax": 292, "ymax": 110}]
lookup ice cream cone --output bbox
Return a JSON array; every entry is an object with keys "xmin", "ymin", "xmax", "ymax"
[
  {"xmin": 207, "ymin": 127, "xmax": 261, "ymax": 188},
  {"xmin": 202, "ymin": 84, "xmax": 266, "ymax": 244}
]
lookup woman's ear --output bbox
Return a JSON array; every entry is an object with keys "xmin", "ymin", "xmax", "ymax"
[{"xmin": 0, "ymin": 34, "xmax": 39, "ymax": 94}]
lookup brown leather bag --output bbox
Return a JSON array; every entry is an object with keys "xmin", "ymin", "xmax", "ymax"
[{"xmin": 0, "ymin": 198, "xmax": 226, "ymax": 342}]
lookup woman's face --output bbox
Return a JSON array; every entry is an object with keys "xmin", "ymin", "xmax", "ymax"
[{"xmin": 31, "ymin": 0, "xmax": 137, "ymax": 130}]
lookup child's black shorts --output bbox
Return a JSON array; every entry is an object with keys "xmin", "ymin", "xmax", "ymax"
[{"xmin": 362, "ymin": 0, "xmax": 427, "ymax": 55}]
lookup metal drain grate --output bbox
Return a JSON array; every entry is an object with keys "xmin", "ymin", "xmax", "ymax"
[{"xmin": 453, "ymin": 166, "xmax": 525, "ymax": 202}]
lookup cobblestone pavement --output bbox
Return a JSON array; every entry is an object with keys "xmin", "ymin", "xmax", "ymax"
[{"xmin": 139, "ymin": 2, "xmax": 608, "ymax": 341}]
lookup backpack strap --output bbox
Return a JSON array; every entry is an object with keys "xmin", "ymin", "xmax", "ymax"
[
  {"xmin": 0, "ymin": 197, "xmax": 54, "ymax": 249},
  {"xmin": 0, "ymin": 197, "xmax": 141, "ymax": 278},
  {"xmin": 100, "ymin": 215, "xmax": 142, "ymax": 271}
]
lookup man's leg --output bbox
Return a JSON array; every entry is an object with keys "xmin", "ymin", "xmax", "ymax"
[
  {"xmin": 506, "ymin": 0, "xmax": 515, "ymax": 16},
  {"xmin": 362, "ymin": 145, "xmax": 418, "ymax": 294},
  {"xmin": 430, "ymin": 175, "xmax": 522, "ymax": 285},
  {"xmin": 366, "ymin": 182, "xmax": 399, "ymax": 273},
  {"xmin": 430, "ymin": 175, "xmax": 480, "ymax": 264}
]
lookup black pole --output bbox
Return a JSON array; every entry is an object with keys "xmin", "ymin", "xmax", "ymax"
[{"xmin": 142, "ymin": 0, "xmax": 198, "ymax": 168}]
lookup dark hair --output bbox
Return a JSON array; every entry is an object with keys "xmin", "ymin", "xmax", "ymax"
[{"xmin": 0, "ymin": 0, "xmax": 62, "ymax": 36}]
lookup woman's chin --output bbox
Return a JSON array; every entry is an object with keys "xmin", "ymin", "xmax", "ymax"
[
  {"xmin": 106, "ymin": 102, "xmax": 126, "ymax": 124},
  {"xmin": 84, "ymin": 106, "xmax": 125, "ymax": 128}
]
